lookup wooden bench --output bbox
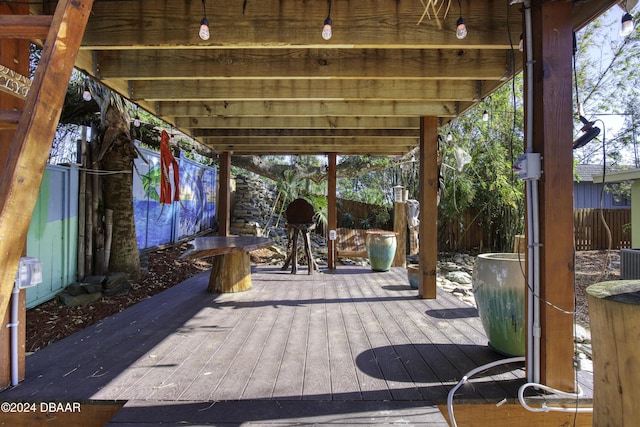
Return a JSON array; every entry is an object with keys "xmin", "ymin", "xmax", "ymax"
[
  {"xmin": 335, "ymin": 228, "xmax": 368, "ymax": 259},
  {"xmin": 181, "ymin": 236, "xmax": 273, "ymax": 293}
]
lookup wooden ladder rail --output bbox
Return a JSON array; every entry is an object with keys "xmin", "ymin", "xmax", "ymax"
[{"xmin": 0, "ymin": 0, "xmax": 94, "ymax": 322}]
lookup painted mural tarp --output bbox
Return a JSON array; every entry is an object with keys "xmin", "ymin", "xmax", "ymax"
[{"xmin": 133, "ymin": 145, "xmax": 217, "ymax": 250}]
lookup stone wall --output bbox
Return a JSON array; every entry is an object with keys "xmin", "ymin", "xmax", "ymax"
[{"xmin": 230, "ymin": 175, "xmax": 277, "ymax": 236}]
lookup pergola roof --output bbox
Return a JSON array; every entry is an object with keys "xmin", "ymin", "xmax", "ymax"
[{"xmin": 34, "ymin": 0, "xmax": 620, "ymax": 156}]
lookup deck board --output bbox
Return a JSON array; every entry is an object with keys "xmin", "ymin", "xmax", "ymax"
[{"xmin": 1, "ymin": 264, "xmax": 593, "ymax": 425}]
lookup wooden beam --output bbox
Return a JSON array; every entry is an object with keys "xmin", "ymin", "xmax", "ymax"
[
  {"xmin": 418, "ymin": 116, "xmax": 438, "ymax": 299},
  {"xmin": 207, "ymin": 146, "xmax": 413, "ymax": 156},
  {"xmin": 530, "ymin": 0, "xmax": 576, "ymax": 392},
  {"xmin": 0, "ymin": 1, "xmax": 30, "ymax": 387},
  {"xmin": 192, "ymin": 128, "xmax": 418, "ymax": 138},
  {"xmin": 0, "ymin": 110, "xmax": 21, "ymax": 129},
  {"xmin": 327, "ymin": 153, "xmax": 337, "ymax": 270},
  {"xmin": 217, "ymin": 151, "xmax": 231, "ymax": 236},
  {"xmin": 0, "ymin": 15, "xmax": 52, "ymax": 39},
  {"xmin": 94, "ymin": 48, "xmax": 516, "ymax": 80},
  {"xmin": 130, "ymin": 79, "xmax": 479, "ymax": 102},
  {"xmin": 178, "ymin": 116, "xmax": 420, "ymax": 130},
  {"xmin": 0, "ymin": 0, "xmax": 93, "ymax": 324},
  {"xmin": 174, "ymin": 116, "xmax": 421, "ymax": 130},
  {"xmin": 80, "ymin": 0, "xmax": 521, "ymax": 49},
  {"xmin": 157, "ymin": 100, "xmax": 458, "ymax": 118}
]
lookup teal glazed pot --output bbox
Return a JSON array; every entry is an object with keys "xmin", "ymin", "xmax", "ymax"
[
  {"xmin": 365, "ymin": 230, "xmax": 398, "ymax": 272},
  {"xmin": 407, "ymin": 265, "xmax": 419, "ymax": 289},
  {"xmin": 471, "ymin": 253, "xmax": 526, "ymax": 356}
]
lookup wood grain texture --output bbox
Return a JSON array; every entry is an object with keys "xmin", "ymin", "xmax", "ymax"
[{"xmin": 0, "ymin": 0, "xmax": 93, "ymax": 333}]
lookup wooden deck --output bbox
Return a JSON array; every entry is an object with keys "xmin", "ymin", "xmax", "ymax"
[{"xmin": 0, "ymin": 265, "xmax": 593, "ymax": 425}]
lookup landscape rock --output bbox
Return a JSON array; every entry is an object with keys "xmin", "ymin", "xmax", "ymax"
[{"xmin": 58, "ymin": 291, "xmax": 102, "ymax": 307}]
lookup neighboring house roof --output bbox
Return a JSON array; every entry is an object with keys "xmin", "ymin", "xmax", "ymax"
[{"xmin": 575, "ymin": 164, "xmax": 633, "ymax": 182}]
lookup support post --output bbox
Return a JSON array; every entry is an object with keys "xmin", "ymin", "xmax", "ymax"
[
  {"xmin": 529, "ymin": 0, "xmax": 576, "ymax": 392},
  {"xmin": 327, "ymin": 153, "xmax": 337, "ymax": 269},
  {"xmin": 418, "ymin": 116, "xmax": 438, "ymax": 299},
  {"xmin": 218, "ymin": 151, "xmax": 232, "ymax": 237},
  {"xmin": 0, "ymin": 0, "xmax": 93, "ymax": 347},
  {"xmin": 0, "ymin": 1, "xmax": 30, "ymax": 389}
]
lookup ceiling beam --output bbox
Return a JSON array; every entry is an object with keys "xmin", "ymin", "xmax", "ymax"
[
  {"xmin": 192, "ymin": 128, "xmax": 418, "ymax": 138},
  {"xmin": 78, "ymin": 0, "xmax": 521, "ymax": 50},
  {"xmin": 174, "ymin": 116, "xmax": 421, "ymax": 129},
  {"xmin": 0, "ymin": 15, "xmax": 52, "ymax": 39},
  {"xmin": 132, "ymin": 79, "xmax": 480, "ymax": 101},
  {"xmin": 156, "ymin": 100, "xmax": 458, "ymax": 118},
  {"xmin": 94, "ymin": 48, "xmax": 517, "ymax": 81}
]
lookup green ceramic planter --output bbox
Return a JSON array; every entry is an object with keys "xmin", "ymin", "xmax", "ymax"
[
  {"xmin": 365, "ymin": 230, "xmax": 398, "ymax": 272},
  {"xmin": 407, "ymin": 265, "xmax": 419, "ymax": 289},
  {"xmin": 471, "ymin": 253, "xmax": 526, "ymax": 356}
]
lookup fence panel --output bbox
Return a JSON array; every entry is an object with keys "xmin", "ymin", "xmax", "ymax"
[{"xmin": 574, "ymin": 208, "xmax": 631, "ymax": 250}]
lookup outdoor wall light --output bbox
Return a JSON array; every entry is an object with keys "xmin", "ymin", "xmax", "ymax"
[
  {"xmin": 620, "ymin": 12, "xmax": 634, "ymax": 37},
  {"xmin": 322, "ymin": 0, "xmax": 333, "ymax": 40},
  {"xmin": 199, "ymin": 0, "xmax": 210, "ymax": 41}
]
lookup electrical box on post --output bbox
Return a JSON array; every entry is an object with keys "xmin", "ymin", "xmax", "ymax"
[
  {"xmin": 514, "ymin": 153, "xmax": 542, "ymax": 180},
  {"xmin": 15, "ymin": 257, "xmax": 43, "ymax": 289},
  {"xmin": 329, "ymin": 229, "xmax": 337, "ymax": 241}
]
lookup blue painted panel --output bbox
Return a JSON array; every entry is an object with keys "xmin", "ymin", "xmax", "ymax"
[{"xmin": 26, "ymin": 165, "xmax": 79, "ymax": 308}]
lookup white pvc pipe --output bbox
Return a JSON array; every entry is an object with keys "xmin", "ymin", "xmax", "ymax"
[
  {"xmin": 9, "ymin": 284, "xmax": 20, "ymax": 386},
  {"xmin": 523, "ymin": 0, "xmax": 541, "ymax": 385}
]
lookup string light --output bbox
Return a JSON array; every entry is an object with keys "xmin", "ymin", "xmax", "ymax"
[
  {"xmin": 518, "ymin": 34, "xmax": 524, "ymax": 52},
  {"xmin": 133, "ymin": 105, "xmax": 141, "ymax": 127},
  {"xmin": 620, "ymin": 12, "xmax": 634, "ymax": 37},
  {"xmin": 199, "ymin": 0, "xmax": 210, "ymax": 41},
  {"xmin": 82, "ymin": 85, "xmax": 91, "ymax": 102},
  {"xmin": 322, "ymin": 0, "xmax": 333, "ymax": 40},
  {"xmin": 455, "ymin": 0, "xmax": 467, "ymax": 39}
]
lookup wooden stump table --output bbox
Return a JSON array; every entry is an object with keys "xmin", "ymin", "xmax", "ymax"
[
  {"xmin": 181, "ymin": 236, "xmax": 273, "ymax": 293},
  {"xmin": 587, "ymin": 280, "xmax": 640, "ymax": 426}
]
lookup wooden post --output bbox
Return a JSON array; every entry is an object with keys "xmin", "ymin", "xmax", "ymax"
[
  {"xmin": 0, "ymin": 1, "xmax": 30, "ymax": 388},
  {"xmin": 529, "ymin": 0, "xmax": 576, "ymax": 391},
  {"xmin": 392, "ymin": 201, "xmax": 406, "ymax": 267},
  {"xmin": 327, "ymin": 153, "xmax": 337, "ymax": 269},
  {"xmin": 587, "ymin": 280, "xmax": 640, "ymax": 425},
  {"xmin": 218, "ymin": 151, "xmax": 232, "ymax": 236},
  {"xmin": 418, "ymin": 116, "xmax": 438, "ymax": 299}
]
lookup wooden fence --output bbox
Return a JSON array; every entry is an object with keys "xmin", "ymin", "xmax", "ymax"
[
  {"xmin": 338, "ymin": 200, "xmax": 631, "ymax": 252},
  {"xmin": 574, "ymin": 208, "xmax": 631, "ymax": 251}
]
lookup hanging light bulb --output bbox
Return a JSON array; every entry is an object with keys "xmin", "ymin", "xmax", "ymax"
[
  {"xmin": 133, "ymin": 115, "xmax": 141, "ymax": 128},
  {"xmin": 322, "ymin": 0, "xmax": 333, "ymax": 40},
  {"xmin": 456, "ymin": 17, "xmax": 467, "ymax": 39},
  {"xmin": 446, "ymin": 132, "xmax": 453, "ymax": 142},
  {"xmin": 482, "ymin": 110, "xmax": 489, "ymax": 122},
  {"xmin": 322, "ymin": 17, "xmax": 333, "ymax": 40},
  {"xmin": 199, "ymin": 0, "xmax": 210, "ymax": 41},
  {"xmin": 455, "ymin": 0, "xmax": 466, "ymax": 40},
  {"xmin": 82, "ymin": 86, "xmax": 91, "ymax": 102},
  {"xmin": 620, "ymin": 12, "xmax": 634, "ymax": 37},
  {"xmin": 518, "ymin": 34, "xmax": 524, "ymax": 52}
]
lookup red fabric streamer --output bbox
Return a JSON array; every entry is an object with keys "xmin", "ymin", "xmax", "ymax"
[{"xmin": 159, "ymin": 130, "xmax": 180, "ymax": 204}]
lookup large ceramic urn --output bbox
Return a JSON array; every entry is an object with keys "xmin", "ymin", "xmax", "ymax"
[{"xmin": 471, "ymin": 253, "xmax": 526, "ymax": 356}]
